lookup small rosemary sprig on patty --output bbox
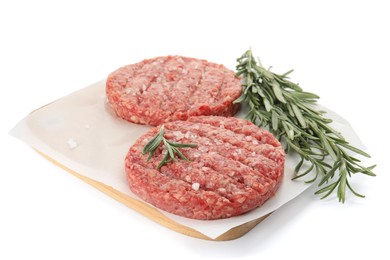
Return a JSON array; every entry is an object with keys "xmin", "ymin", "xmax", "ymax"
[
  {"xmin": 142, "ymin": 125, "xmax": 198, "ymax": 170},
  {"xmin": 234, "ymin": 49, "xmax": 376, "ymax": 202}
]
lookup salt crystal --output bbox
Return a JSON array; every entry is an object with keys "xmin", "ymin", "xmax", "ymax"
[
  {"xmin": 218, "ymin": 188, "xmax": 226, "ymax": 194},
  {"xmin": 192, "ymin": 183, "xmax": 200, "ymax": 191},
  {"xmin": 199, "ymin": 146, "xmax": 209, "ymax": 153},
  {"xmin": 245, "ymin": 136, "xmax": 252, "ymax": 141},
  {"xmin": 173, "ymin": 131, "xmax": 184, "ymax": 140},
  {"xmin": 67, "ymin": 138, "xmax": 78, "ymax": 150},
  {"xmin": 237, "ymin": 197, "xmax": 246, "ymax": 203},
  {"xmin": 252, "ymin": 140, "xmax": 259, "ymax": 145}
]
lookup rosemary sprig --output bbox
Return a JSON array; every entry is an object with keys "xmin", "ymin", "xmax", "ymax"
[
  {"xmin": 142, "ymin": 125, "xmax": 198, "ymax": 169},
  {"xmin": 234, "ymin": 49, "xmax": 376, "ymax": 202}
]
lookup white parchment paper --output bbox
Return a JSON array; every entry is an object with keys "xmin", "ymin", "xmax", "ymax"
[{"xmin": 10, "ymin": 80, "xmax": 365, "ymax": 239}]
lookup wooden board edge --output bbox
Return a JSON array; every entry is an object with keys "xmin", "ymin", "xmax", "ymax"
[{"xmin": 34, "ymin": 149, "xmax": 270, "ymax": 241}]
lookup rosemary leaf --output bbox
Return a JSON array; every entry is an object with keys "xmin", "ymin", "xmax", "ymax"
[
  {"xmin": 235, "ymin": 49, "xmax": 376, "ymax": 202},
  {"xmin": 142, "ymin": 125, "xmax": 198, "ymax": 170}
]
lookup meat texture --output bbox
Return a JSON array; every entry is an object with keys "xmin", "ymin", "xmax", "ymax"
[
  {"xmin": 106, "ymin": 56, "xmax": 242, "ymax": 126},
  {"xmin": 125, "ymin": 116, "xmax": 285, "ymax": 220}
]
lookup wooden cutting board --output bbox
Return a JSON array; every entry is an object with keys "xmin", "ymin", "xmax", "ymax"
[{"xmin": 35, "ymin": 149, "xmax": 271, "ymax": 241}]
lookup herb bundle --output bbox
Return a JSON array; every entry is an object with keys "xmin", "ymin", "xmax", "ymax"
[
  {"xmin": 142, "ymin": 125, "xmax": 198, "ymax": 169},
  {"xmin": 234, "ymin": 49, "xmax": 376, "ymax": 202}
]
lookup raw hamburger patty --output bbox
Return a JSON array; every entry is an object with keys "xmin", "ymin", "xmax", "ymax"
[
  {"xmin": 106, "ymin": 56, "xmax": 242, "ymax": 126},
  {"xmin": 125, "ymin": 116, "xmax": 285, "ymax": 220}
]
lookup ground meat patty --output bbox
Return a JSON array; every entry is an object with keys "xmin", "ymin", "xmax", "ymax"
[
  {"xmin": 106, "ymin": 56, "xmax": 242, "ymax": 126},
  {"xmin": 125, "ymin": 116, "xmax": 285, "ymax": 220}
]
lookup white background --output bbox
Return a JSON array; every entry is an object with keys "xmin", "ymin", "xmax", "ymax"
[{"xmin": 1, "ymin": 1, "xmax": 389, "ymax": 259}]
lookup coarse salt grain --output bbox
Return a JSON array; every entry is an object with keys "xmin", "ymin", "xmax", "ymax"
[
  {"xmin": 237, "ymin": 197, "xmax": 246, "ymax": 203},
  {"xmin": 173, "ymin": 131, "xmax": 185, "ymax": 140},
  {"xmin": 192, "ymin": 183, "xmax": 200, "ymax": 191},
  {"xmin": 245, "ymin": 136, "xmax": 252, "ymax": 141},
  {"xmin": 199, "ymin": 146, "xmax": 209, "ymax": 152},
  {"xmin": 218, "ymin": 188, "xmax": 226, "ymax": 194},
  {"xmin": 214, "ymin": 139, "xmax": 222, "ymax": 145},
  {"xmin": 67, "ymin": 138, "xmax": 78, "ymax": 150}
]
